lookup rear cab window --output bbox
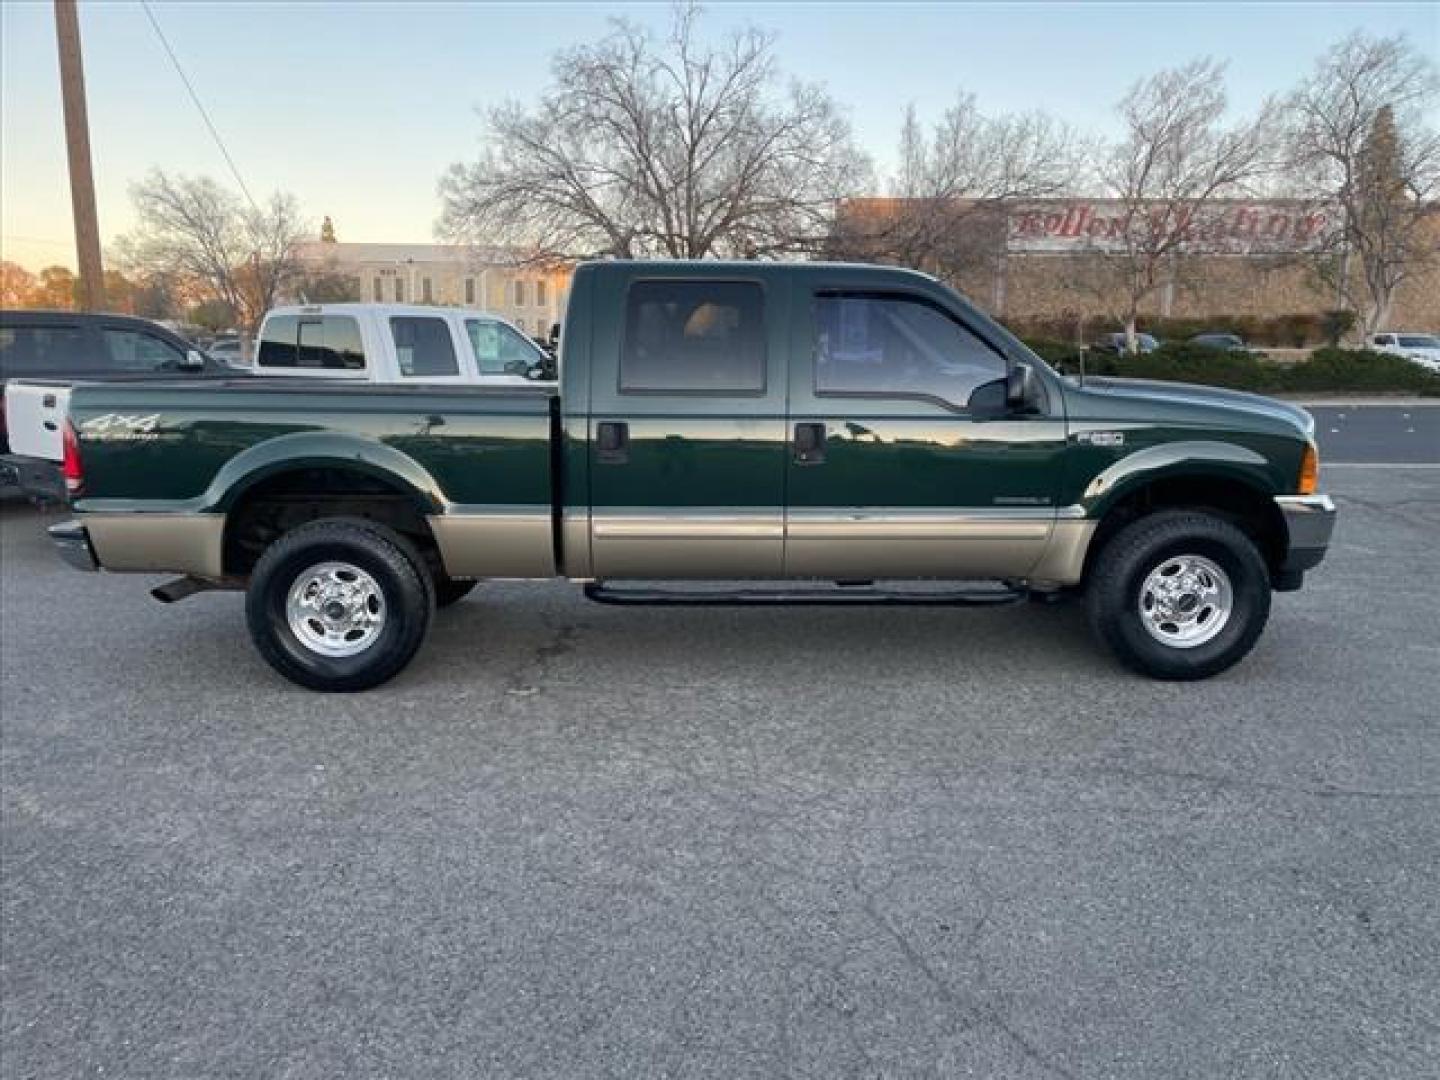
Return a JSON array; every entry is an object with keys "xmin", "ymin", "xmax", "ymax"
[{"xmin": 258, "ymin": 315, "xmax": 365, "ymax": 371}]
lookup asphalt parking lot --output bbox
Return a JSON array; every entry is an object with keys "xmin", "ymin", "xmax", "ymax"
[{"xmin": 2, "ymin": 409, "xmax": 1438, "ymax": 1078}]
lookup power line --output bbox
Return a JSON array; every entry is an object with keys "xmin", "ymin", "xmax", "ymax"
[{"xmin": 137, "ymin": 0, "xmax": 260, "ymax": 213}]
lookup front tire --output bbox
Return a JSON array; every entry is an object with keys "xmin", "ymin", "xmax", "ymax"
[
  {"xmin": 1085, "ymin": 510, "xmax": 1271, "ymax": 680},
  {"xmin": 246, "ymin": 519, "xmax": 435, "ymax": 691}
]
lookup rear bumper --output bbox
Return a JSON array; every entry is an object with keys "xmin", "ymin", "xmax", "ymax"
[
  {"xmin": 48, "ymin": 520, "xmax": 98, "ymax": 572},
  {"xmin": 0, "ymin": 454, "xmax": 64, "ymax": 503},
  {"xmin": 1275, "ymin": 494, "xmax": 1337, "ymax": 574}
]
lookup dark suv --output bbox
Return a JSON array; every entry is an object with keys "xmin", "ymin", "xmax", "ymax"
[{"xmin": 1, "ymin": 310, "xmax": 224, "ymax": 498}]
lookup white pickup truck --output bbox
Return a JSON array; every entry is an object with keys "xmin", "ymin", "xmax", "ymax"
[{"xmin": 251, "ymin": 304, "xmax": 555, "ymax": 384}]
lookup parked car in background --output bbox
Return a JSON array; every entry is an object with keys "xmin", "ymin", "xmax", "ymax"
[
  {"xmin": 1189, "ymin": 332, "xmax": 1249, "ymax": 352},
  {"xmin": 207, "ymin": 337, "xmax": 249, "ymax": 369},
  {"xmin": 253, "ymin": 304, "xmax": 555, "ymax": 384},
  {"xmin": 1, "ymin": 310, "xmax": 225, "ymax": 500},
  {"xmin": 1370, "ymin": 332, "xmax": 1440, "ymax": 373},
  {"xmin": 1093, "ymin": 332, "xmax": 1160, "ymax": 355}
]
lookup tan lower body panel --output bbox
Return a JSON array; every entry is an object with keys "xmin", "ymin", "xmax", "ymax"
[
  {"xmin": 591, "ymin": 512, "xmax": 784, "ymax": 579},
  {"xmin": 83, "ymin": 512, "xmax": 225, "ymax": 578},
  {"xmin": 1027, "ymin": 519, "xmax": 1097, "ymax": 585},
  {"xmin": 429, "ymin": 511, "xmax": 554, "ymax": 578},
  {"xmin": 784, "ymin": 510, "xmax": 1053, "ymax": 579}
]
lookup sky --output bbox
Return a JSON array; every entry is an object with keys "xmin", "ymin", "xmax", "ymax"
[{"xmin": 2, "ymin": 0, "xmax": 1436, "ymax": 272}]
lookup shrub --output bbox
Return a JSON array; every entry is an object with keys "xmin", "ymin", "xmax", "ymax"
[{"xmin": 1019, "ymin": 340, "xmax": 1440, "ymax": 396}]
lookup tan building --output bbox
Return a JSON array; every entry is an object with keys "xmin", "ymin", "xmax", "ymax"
[
  {"xmin": 834, "ymin": 198, "xmax": 1440, "ymax": 337},
  {"xmin": 291, "ymin": 242, "xmax": 572, "ymax": 338}
]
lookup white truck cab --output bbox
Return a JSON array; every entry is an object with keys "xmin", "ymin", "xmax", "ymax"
[
  {"xmin": 252, "ymin": 304, "xmax": 554, "ymax": 384},
  {"xmin": 1370, "ymin": 332, "xmax": 1440, "ymax": 373}
]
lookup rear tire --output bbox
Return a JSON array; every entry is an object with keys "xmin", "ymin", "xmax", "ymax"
[
  {"xmin": 1084, "ymin": 510, "xmax": 1271, "ymax": 680},
  {"xmin": 246, "ymin": 519, "xmax": 435, "ymax": 691}
]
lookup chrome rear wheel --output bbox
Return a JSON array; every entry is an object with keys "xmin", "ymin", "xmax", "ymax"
[{"xmin": 285, "ymin": 561, "xmax": 386, "ymax": 658}]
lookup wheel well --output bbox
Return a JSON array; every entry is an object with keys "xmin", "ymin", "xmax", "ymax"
[
  {"xmin": 223, "ymin": 467, "xmax": 440, "ymax": 577},
  {"xmin": 1083, "ymin": 475, "xmax": 1287, "ymax": 583}
]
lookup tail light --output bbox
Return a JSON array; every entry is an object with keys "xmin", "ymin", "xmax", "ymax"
[
  {"xmin": 1298, "ymin": 442, "xmax": 1319, "ymax": 495},
  {"xmin": 62, "ymin": 420, "xmax": 84, "ymax": 497}
]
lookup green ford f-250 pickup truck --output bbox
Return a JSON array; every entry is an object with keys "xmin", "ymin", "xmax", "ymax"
[{"xmin": 46, "ymin": 260, "xmax": 1335, "ymax": 690}]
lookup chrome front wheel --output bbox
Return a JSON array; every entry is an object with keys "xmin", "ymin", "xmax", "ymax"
[{"xmin": 1137, "ymin": 553, "xmax": 1233, "ymax": 648}]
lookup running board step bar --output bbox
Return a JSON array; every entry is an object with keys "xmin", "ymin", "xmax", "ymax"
[{"xmin": 583, "ymin": 582, "xmax": 1026, "ymax": 607}]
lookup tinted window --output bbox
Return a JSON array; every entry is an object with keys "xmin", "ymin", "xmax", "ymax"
[
  {"xmin": 297, "ymin": 316, "xmax": 365, "ymax": 369},
  {"xmin": 1398, "ymin": 335, "xmax": 1438, "ymax": 348},
  {"xmin": 390, "ymin": 317, "xmax": 458, "ymax": 377},
  {"xmin": 0, "ymin": 325, "xmax": 93, "ymax": 376},
  {"xmin": 467, "ymin": 319, "xmax": 540, "ymax": 375},
  {"xmin": 260, "ymin": 315, "xmax": 364, "ymax": 370},
  {"xmin": 257, "ymin": 315, "xmax": 298, "ymax": 367},
  {"xmin": 621, "ymin": 281, "xmax": 764, "ymax": 394},
  {"xmin": 814, "ymin": 295, "xmax": 1004, "ymax": 409},
  {"xmin": 102, "ymin": 328, "xmax": 187, "ymax": 371}
]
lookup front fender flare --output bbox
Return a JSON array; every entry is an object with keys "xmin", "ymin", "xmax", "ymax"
[{"xmin": 1080, "ymin": 440, "xmax": 1273, "ymax": 519}]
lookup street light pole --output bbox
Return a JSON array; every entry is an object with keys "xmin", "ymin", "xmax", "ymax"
[{"xmin": 54, "ymin": 0, "xmax": 105, "ymax": 311}]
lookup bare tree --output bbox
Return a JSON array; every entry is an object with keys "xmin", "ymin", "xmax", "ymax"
[
  {"xmin": 833, "ymin": 94, "xmax": 1083, "ymax": 278},
  {"xmin": 115, "ymin": 171, "xmax": 308, "ymax": 337},
  {"xmin": 438, "ymin": 4, "xmax": 869, "ymax": 260},
  {"xmin": 1283, "ymin": 32, "xmax": 1440, "ymax": 336},
  {"xmin": 1094, "ymin": 59, "xmax": 1275, "ymax": 352}
]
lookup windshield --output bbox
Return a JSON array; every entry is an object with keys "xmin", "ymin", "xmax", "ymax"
[{"xmin": 1397, "ymin": 335, "xmax": 1439, "ymax": 348}]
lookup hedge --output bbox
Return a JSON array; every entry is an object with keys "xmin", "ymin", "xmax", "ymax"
[
  {"xmin": 1010, "ymin": 310, "xmax": 1358, "ymax": 349},
  {"xmin": 1021, "ymin": 341, "xmax": 1440, "ymax": 396}
]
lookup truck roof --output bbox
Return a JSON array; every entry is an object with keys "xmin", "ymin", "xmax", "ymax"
[
  {"xmin": 265, "ymin": 303, "xmax": 526, "ymax": 320},
  {"xmin": 576, "ymin": 259, "xmax": 940, "ymax": 285}
]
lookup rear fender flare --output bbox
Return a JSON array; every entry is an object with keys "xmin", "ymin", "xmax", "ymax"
[{"xmin": 202, "ymin": 432, "xmax": 447, "ymax": 516}]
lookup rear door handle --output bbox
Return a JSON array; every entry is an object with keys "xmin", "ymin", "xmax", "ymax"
[
  {"xmin": 596, "ymin": 420, "xmax": 629, "ymax": 465},
  {"xmin": 793, "ymin": 422, "xmax": 826, "ymax": 465}
]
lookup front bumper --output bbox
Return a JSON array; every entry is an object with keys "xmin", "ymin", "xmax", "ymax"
[
  {"xmin": 1275, "ymin": 494, "xmax": 1337, "ymax": 573},
  {"xmin": 49, "ymin": 520, "xmax": 99, "ymax": 572}
]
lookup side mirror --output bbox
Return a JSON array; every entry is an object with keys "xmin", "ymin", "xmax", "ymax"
[
  {"xmin": 180, "ymin": 349, "xmax": 206, "ymax": 372},
  {"xmin": 1006, "ymin": 362, "xmax": 1040, "ymax": 412}
]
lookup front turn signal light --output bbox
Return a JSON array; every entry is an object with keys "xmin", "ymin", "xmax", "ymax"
[{"xmin": 1298, "ymin": 442, "xmax": 1319, "ymax": 495}]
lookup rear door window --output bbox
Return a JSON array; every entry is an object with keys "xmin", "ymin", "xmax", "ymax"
[
  {"xmin": 390, "ymin": 316, "xmax": 459, "ymax": 377},
  {"xmin": 620, "ymin": 281, "xmax": 764, "ymax": 394},
  {"xmin": 0, "ymin": 324, "xmax": 94, "ymax": 376}
]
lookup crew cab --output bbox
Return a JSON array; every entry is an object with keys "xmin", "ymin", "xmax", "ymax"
[
  {"xmin": 1, "ymin": 310, "xmax": 223, "ymax": 500},
  {"xmin": 43, "ymin": 261, "xmax": 1336, "ymax": 690},
  {"xmin": 252, "ymin": 304, "xmax": 554, "ymax": 383}
]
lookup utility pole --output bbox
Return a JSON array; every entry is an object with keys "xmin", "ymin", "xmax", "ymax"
[{"xmin": 54, "ymin": 0, "xmax": 105, "ymax": 311}]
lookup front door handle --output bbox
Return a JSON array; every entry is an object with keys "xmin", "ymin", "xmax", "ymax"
[
  {"xmin": 596, "ymin": 420, "xmax": 629, "ymax": 465},
  {"xmin": 794, "ymin": 422, "xmax": 826, "ymax": 465}
]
